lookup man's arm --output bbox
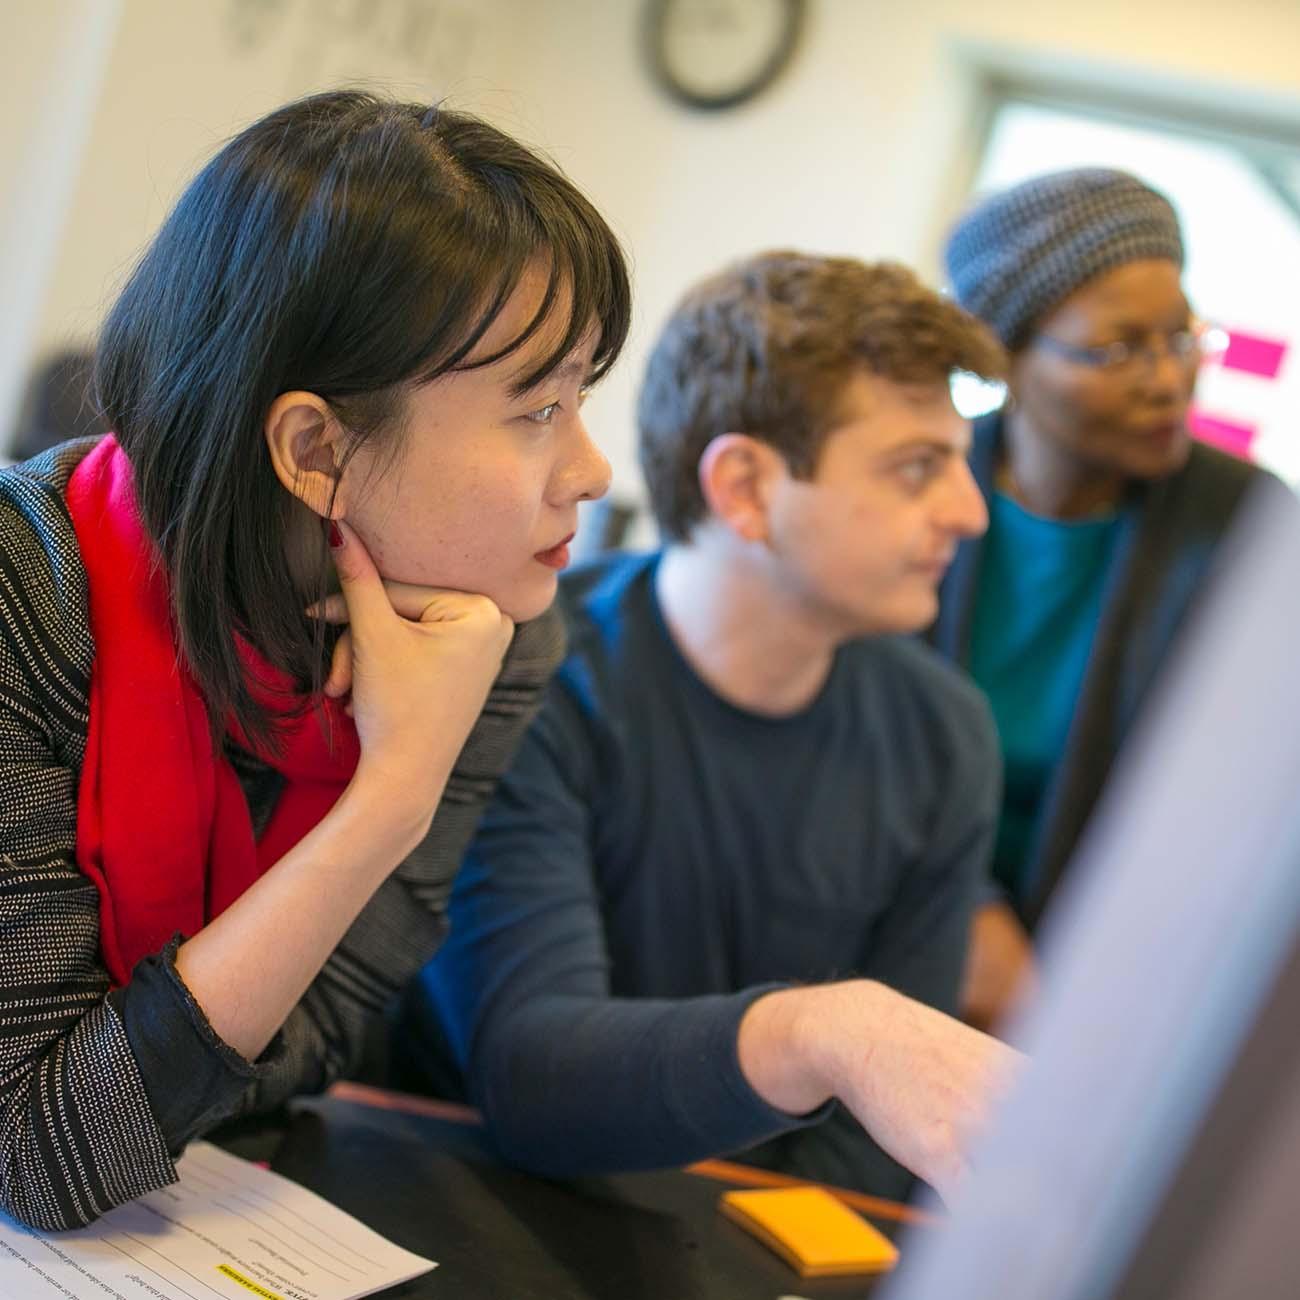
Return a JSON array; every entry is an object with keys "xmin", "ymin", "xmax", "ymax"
[
  {"xmin": 419, "ymin": 679, "xmax": 812, "ymax": 1174},
  {"xmin": 417, "ymin": 675, "xmax": 1021, "ymax": 1197},
  {"xmin": 738, "ymin": 979, "xmax": 1017, "ymax": 1201}
]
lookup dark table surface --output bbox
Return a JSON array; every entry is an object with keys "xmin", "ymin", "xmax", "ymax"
[{"xmin": 217, "ymin": 1092, "xmax": 915, "ymax": 1300}]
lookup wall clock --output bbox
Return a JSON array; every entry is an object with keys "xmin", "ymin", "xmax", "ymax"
[{"xmin": 644, "ymin": 0, "xmax": 807, "ymax": 112}]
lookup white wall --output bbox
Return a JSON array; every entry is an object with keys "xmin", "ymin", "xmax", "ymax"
[
  {"xmin": 32, "ymin": 0, "xmax": 518, "ymax": 359},
  {"xmin": 483, "ymin": 0, "xmax": 1300, "ymax": 505},
  {"xmin": 0, "ymin": 0, "xmax": 119, "ymax": 448},
  {"xmin": 15, "ymin": 0, "xmax": 1300, "ymax": 508}
]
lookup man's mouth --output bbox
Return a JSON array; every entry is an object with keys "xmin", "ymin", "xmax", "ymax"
[{"xmin": 917, "ymin": 551, "xmax": 956, "ymax": 577}]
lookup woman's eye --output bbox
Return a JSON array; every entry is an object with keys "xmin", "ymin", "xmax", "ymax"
[{"xmin": 525, "ymin": 402, "xmax": 561, "ymax": 425}]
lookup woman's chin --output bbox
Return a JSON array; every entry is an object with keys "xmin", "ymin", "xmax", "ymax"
[
  {"xmin": 497, "ymin": 574, "xmax": 560, "ymax": 624},
  {"xmin": 1125, "ymin": 430, "xmax": 1192, "ymax": 481}
]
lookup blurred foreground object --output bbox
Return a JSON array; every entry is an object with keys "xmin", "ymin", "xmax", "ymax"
[{"xmin": 887, "ymin": 474, "xmax": 1300, "ymax": 1299}]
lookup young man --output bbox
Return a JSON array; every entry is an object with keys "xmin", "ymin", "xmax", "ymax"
[{"xmin": 399, "ymin": 252, "xmax": 1016, "ymax": 1201}]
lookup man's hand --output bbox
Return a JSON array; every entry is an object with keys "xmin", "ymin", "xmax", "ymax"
[{"xmin": 738, "ymin": 980, "xmax": 1023, "ymax": 1203}]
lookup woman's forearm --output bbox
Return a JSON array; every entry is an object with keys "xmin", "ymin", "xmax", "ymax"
[{"xmin": 173, "ymin": 771, "xmax": 439, "ymax": 1061}]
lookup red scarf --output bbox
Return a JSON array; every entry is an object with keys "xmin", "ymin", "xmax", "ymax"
[{"xmin": 66, "ymin": 437, "xmax": 359, "ymax": 986}]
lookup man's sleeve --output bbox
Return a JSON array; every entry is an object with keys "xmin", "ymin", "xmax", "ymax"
[
  {"xmin": 413, "ymin": 675, "xmax": 818, "ymax": 1176},
  {"xmin": 858, "ymin": 683, "xmax": 1001, "ymax": 1013}
]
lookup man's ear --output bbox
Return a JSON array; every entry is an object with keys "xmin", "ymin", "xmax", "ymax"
[
  {"xmin": 264, "ymin": 391, "xmax": 349, "ymax": 519},
  {"xmin": 697, "ymin": 433, "xmax": 783, "ymax": 544}
]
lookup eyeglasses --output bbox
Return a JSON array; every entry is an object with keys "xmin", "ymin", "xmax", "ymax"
[{"xmin": 1033, "ymin": 321, "xmax": 1226, "ymax": 372}]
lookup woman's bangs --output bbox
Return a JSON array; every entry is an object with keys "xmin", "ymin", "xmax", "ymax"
[
  {"xmin": 415, "ymin": 169, "xmax": 630, "ymax": 393},
  {"xmin": 502, "ymin": 211, "xmax": 632, "ymax": 393}
]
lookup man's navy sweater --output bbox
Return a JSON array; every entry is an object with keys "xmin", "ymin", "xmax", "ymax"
[{"xmin": 401, "ymin": 551, "xmax": 999, "ymax": 1197}]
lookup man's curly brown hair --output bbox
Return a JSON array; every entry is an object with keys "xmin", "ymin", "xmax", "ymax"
[{"xmin": 637, "ymin": 250, "xmax": 1007, "ymax": 541}]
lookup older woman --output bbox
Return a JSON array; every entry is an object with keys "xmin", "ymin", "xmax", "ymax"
[{"xmin": 935, "ymin": 168, "xmax": 1268, "ymax": 1026}]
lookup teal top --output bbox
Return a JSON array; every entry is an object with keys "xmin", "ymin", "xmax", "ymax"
[{"xmin": 969, "ymin": 490, "xmax": 1121, "ymax": 906}]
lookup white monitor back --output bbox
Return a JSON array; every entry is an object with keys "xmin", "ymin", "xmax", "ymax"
[{"xmin": 884, "ymin": 475, "xmax": 1300, "ymax": 1300}]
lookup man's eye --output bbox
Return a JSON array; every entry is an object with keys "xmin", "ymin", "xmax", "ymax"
[
  {"xmin": 525, "ymin": 402, "xmax": 561, "ymax": 425},
  {"xmin": 898, "ymin": 457, "xmax": 938, "ymax": 487}
]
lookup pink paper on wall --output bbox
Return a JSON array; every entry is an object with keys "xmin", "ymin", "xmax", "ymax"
[
  {"xmin": 1219, "ymin": 330, "xmax": 1288, "ymax": 380},
  {"xmin": 1188, "ymin": 409, "xmax": 1257, "ymax": 461}
]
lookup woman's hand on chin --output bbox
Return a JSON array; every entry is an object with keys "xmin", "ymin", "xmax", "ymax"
[{"xmin": 319, "ymin": 521, "xmax": 514, "ymax": 834}]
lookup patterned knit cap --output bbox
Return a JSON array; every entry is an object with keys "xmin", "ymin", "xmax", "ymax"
[{"xmin": 943, "ymin": 167, "xmax": 1184, "ymax": 350}]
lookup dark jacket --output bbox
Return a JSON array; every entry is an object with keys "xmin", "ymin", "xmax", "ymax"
[
  {"xmin": 930, "ymin": 412, "xmax": 1262, "ymax": 929},
  {"xmin": 0, "ymin": 439, "xmax": 564, "ymax": 1229}
]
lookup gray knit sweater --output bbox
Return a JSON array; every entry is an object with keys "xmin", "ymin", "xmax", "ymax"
[{"xmin": 0, "ymin": 440, "xmax": 563, "ymax": 1230}]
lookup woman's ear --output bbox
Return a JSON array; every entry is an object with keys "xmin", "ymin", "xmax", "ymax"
[
  {"xmin": 697, "ymin": 433, "xmax": 782, "ymax": 544},
  {"xmin": 264, "ymin": 391, "xmax": 349, "ymax": 519}
]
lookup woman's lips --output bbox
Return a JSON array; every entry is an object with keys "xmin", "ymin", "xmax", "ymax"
[
  {"xmin": 534, "ymin": 534, "xmax": 574, "ymax": 569},
  {"xmin": 1139, "ymin": 414, "xmax": 1187, "ymax": 442}
]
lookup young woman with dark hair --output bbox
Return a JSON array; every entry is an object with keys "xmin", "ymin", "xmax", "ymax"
[{"xmin": 0, "ymin": 90, "xmax": 629, "ymax": 1229}]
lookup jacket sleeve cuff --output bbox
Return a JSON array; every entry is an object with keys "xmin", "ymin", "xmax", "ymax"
[{"xmin": 108, "ymin": 934, "xmax": 289, "ymax": 1154}]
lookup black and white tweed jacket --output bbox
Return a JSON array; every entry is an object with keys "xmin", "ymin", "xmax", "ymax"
[{"xmin": 0, "ymin": 440, "xmax": 564, "ymax": 1230}]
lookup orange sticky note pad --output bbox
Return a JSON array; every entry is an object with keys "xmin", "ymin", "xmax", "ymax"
[{"xmin": 720, "ymin": 1186, "xmax": 900, "ymax": 1278}]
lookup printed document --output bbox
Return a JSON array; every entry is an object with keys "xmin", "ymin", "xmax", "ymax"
[{"xmin": 0, "ymin": 1142, "xmax": 435, "ymax": 1300}]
